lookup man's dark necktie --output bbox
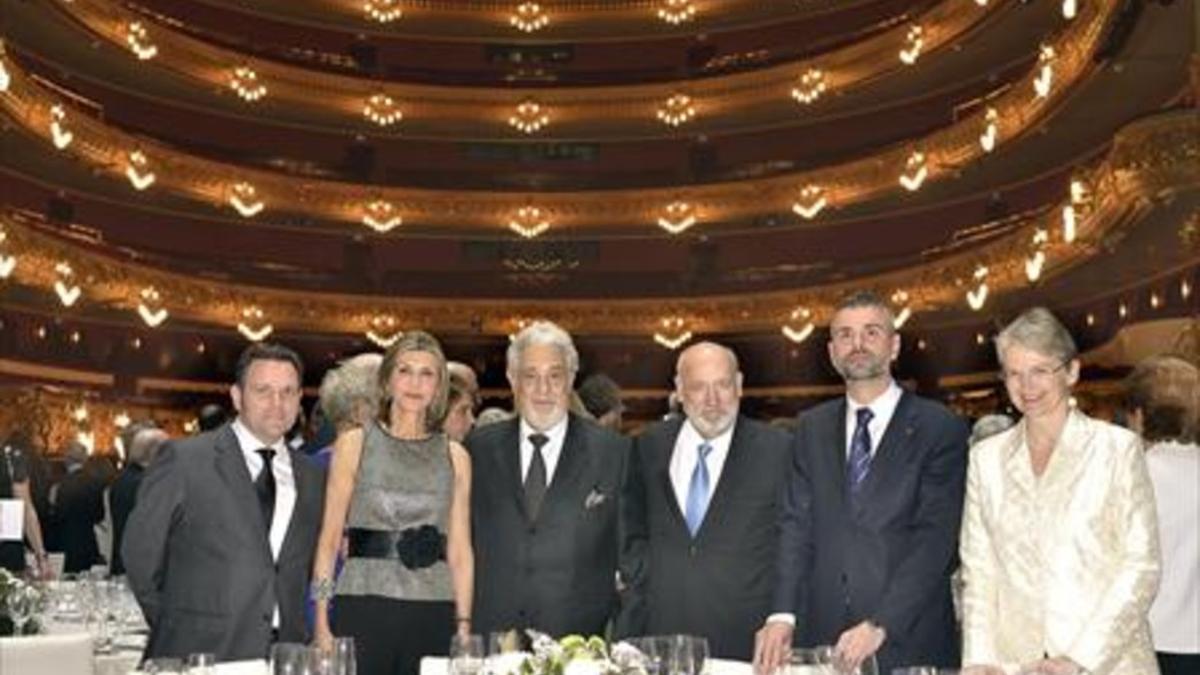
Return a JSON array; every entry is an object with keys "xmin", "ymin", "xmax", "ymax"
[
  {"xmin": 255, "ymin": 448, "xmax": 276, "ymax": 532},
  {"xmin": 847, "ymin": 408, "xmax": 874, "ymax": 494},
  {"xmin": 524, "ymin": 433, "xmax": 550, "ymax": 520}
]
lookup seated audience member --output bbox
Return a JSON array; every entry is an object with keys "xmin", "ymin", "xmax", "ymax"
[
  {"xmin": 960, "ymin": 307, "xmax": 1159, "ymax": 675},
  {"xmin": 1124, "ymin": 354, "xmax": 1199, "ymax": 675}
]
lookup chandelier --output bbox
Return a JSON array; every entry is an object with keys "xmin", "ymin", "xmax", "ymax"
[
  {"xmin": 366, "ymin": 314, "xmax": 402, "ymax": 348},
  {"xmin": 125, "ymin": 150, "xmax": 156, "ymax": 190},
  {"xmin": 898, "ymin": 151, "xmax": 928, "ymax": 191},
  {"xmin": 653, "ymin": 316, "xmax": 692, "ymax": 350},
  {"xmin": 657, "ymin": 0, "xmax": 696, "ymax": 25},
  {"xmin": 509, "ymin": 206, "xmax": 551, "ymax": 238},
  {"xmin": 237, "ymin": 306, "xmax": 274, "ymax": 342},
  {"xmin": 791, "ymin": 69, "xmax": 827, "ymax": 105},
  {"xmin": 229, "ymin": 66, "xmax": 267, "ymax": 102},
  {"xmin": 891, "ymin": 290, "xmax": 913, "ymax": 329},
  {"xmin": 899, "ymin": 25, "xmax": 924, "ymax": 65},
  {"xmin": 792, "ymin": 185, "xmax": 827, "ymax": 220},
  {"xmin": 782, "ymin": 307, "xmax": 815, "ymax": 343},
  {"xmin": 656, "ymin": 201, "xmax": 696, "ymax": 234},
  {"xmin": 363, "ymin": 0, "xmax": 402, "ymax": 23},
  {"xmin": 0, "ymin": 230, "xmax": 14, "ymax": 279},
  {"xmin": 137, "ymin": 286, "xmax": 169, "ymax": 327},
  {"xmin": 54, "ymin": 261, "xmax": 82, "ymax": 307},
  {"xmin": 125, "ymin": 22, "xmax": 158, "ymax": 61},
  {"xmin": 49, "ymin": 104, "xmax": 74, "ymax": 150},
  {"xmin": 228, "ymin": 182, "xmax": 265, "ymax": 217},
  {"xmin": 361, "ymin": 200, "xmax": 403, "ymax": 233}
]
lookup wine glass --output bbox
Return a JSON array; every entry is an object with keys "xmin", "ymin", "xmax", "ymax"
[
  {"xmin": 449, "ymin": 634, "xmax": 484, "ymax": 675},
  {"xmin": 332, "ymin": 636, "xmax": 356, "ymax": 675},
  {"xmin": 672, "ymin": 635, "xmax": 708, "ymax": 675},
  {"xmin": 4, "ymin": 585, "xmax": 39, "ymax": 636},
  {"xmin": 186, "ymin": 652, "xmax": 216, "ymax": 675},
  {"xmin": 270, "ymin": 642, "xmax": 312, "ymax": 675}
]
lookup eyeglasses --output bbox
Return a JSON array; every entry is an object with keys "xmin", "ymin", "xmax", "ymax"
[{"xmin": 1000, "ymin": 361, "xmax": 1068, "ymax": 385}]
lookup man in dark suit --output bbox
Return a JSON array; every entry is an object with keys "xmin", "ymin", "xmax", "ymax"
[
  {"xmin": 123, "ymin": 343, "xmax": 326, "ymax": 661},
  {"xmin": 108, "ymin": 422, "xmax": 167, "ymax": 576},
  {"xmin": 754, "ymin": 291, "xmax": 968, "ymax": 674},
  {"xmin": 620, "ymin": 342, "xmax": 789, "ymax": 660},
  {"xmin": 467, "ymin": 320, "xmax": 632, "ymax": 638},
  {"xmin": 50, "ymin": 440, "xmax": 104, "ymax": 574}
]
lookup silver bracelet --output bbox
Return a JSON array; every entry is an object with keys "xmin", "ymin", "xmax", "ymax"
[{"xmin": 311, "ymin": 577, "xmax": 335, "ymax": 603}]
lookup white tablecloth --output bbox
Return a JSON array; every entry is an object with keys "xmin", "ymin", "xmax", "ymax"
[{"xmin": 419, "ymin": 655, "xmax": 754, "ymax": 675}]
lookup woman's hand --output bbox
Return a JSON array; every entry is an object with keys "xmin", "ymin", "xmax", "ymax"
[{"xmin": 312, "ymin": 623, "xmax": 335, "ymax": 652}]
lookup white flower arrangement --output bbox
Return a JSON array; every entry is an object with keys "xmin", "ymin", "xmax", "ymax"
[
  {"xmin": 488, "ymin": 631, "xmax": 649, "ymax": 675},
  {"xmin": 0, "ymin": 568, "xmax": 44, "ymax": 635}
]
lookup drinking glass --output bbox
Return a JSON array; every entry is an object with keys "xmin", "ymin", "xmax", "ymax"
[
  {"xmin": 4, "ymin": 585, "xmax": 38, "ymax": 636},
  {"xmin": 449, "ymin": 634, "xmax": 485, "ymax": 675},
  {"xmin": 332, "ymin": 636, "xmax": 356, "ymax": 675},
  {"xmin": 627, "ymin": 636, "xmax": 670, "ymax": 675},
  {"xmin": 270, "ymin": 642, "xmax": 311, "ymax": 675},
  {"xmin": 186, "ymin": 652, "xmax": 216, "ymax": 675},
  {"xmin": 672, "ymin": 634, "xmax": 708, "ymax": 675},
  {"xmin": 892, "ymin": 669, "xmax": 959, "ymax": 675},
  {"xmin": 144, "ymin": 657, "xmax": 185, "ymax": 675}
]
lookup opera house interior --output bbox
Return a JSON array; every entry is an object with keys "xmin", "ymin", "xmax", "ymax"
[{"xmin": 0, "ymin": 0, "xmax": 1196, "ymax": 456}]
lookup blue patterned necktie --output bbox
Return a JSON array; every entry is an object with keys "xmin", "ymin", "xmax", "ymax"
[
  {"xmin": 685, "ymin": 443, "xmax": 713, "ymax": 537},
  {"xmin": 847, "ymin": 407, "xmax": 874, "ymax": 494}
]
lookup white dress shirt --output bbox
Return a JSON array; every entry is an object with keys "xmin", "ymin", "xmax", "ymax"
[
  {"xmin": 231, "ymin": 419, "xmax": 296, "ymax": 628},
  {"xmin": 843, "ymin": 380, "xmax": 903, "ymax": 459},
  {"xmin": 1145, "ymin": 440, "xmax": 1199, "ymax": 653},
  {"xmin": 669, "ymin": 418, "xmax": 736, "ymax": 516},
  {"xmin": 519, "ymin": 416, "xmax": 569, "ymax": 485}
]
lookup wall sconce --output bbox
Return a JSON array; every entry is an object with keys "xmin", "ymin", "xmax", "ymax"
[
  {"xmin": 50, "ymin": 104, "xmax": 74, "ymax": 150},
  {"xmin": 656, "ymin": 200, "xmax": 696, "ymax": 234},
  {"xmin": 899, "ymin": 151, "xmax": 928, "ymax": 191},
  {"xmin": 656, "ymin": 93, "xmax": 696, "ymax": 127},
  {"xmin": 510, "ymin": 3, "xmax": 549, "ymax": 33},
  {"xmin": 363, "ymin": 93, "xmax": 403, "ymax": 127},
  {"xmin": 966, "ymin": 266, "xmax": 989, "ymax": 311},
  {"xmin": 364, "ymin": 0, "xmax": 403, "ymax": 23},
  {"xmin": 229, "ymin": 66, "xmax": 267, "ymax": 102},
  {"xmin": 0, "ymin": 230, "xmax": 16, "ymax": 279},
  {"xmin": 653, "ymin": 316, "xmax": 692, "ymax": 350},
  {"xmin": 125, "ymin": 150, "xmax": 156, "ymax": 190},
  {"xmin": 362, "ymin": 200, "xmax": 402, "ymax": 232},
  {"xmin": 229, "ymin": 182, "xmax": 265, "ymax": 217},
  {"xmin": 791, "ymin": 68, "xmax": 827, "ymax": 105},
  {"xmin": 125, "ymin": 21, "xmax": 158, "ymax": 61},
  {"xmin": 891, "ymin": 290, "xmax": 913, "ymax": 329},
  {"xmin": 1025, "ymin": 228, "xmax": 1049, "ymax": 282},
  {"xmin": 1033, "ymin": 45, "xmax": 1055, "ymax": 98},
  {"xmin": 54, "ymin": 261, "xmax": 82, "ymax": 307},
  {"xmin": 657, "ymin": 0, "xmax": 696, "ymax": 24},
  {"xmin": 237, "ymin": 306, "xmax": 274, "ymax": 342},
  {"xmin": 979, "ymin": 107, "xmax": 999, "ymax": 152},
  {"xmin": 366, "ymin": 314, "xmax": 402, "ymax": 348},
  {"xmin": 782, "ymin": 307, "xmax": 815, "ymax": 343},
  {"xmin": 509, "ymin": 99, "xmax": 550, "ymax": 134},
  {"xmin": 899, "ymin": 25, "xmax": 924, "ymax": 65},
  {"xmin": 509, "ymin": 206, "xmax": 551, "ymax": 238},
  {"xmin": 792, "ymin": 184, "xmax": 827, "ymax": 220},
  {"xmin": 1061, "ymin": 178, "xmax": 1091, "ymax": 243},
  {"xmin": 137, "ymin": 286, "xmax": 169, "ymax": 327}
]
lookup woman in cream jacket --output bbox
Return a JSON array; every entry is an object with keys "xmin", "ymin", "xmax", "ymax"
[{"xmin": 960, "ymin": 308, "xmax": 1160, "ymax": 675}]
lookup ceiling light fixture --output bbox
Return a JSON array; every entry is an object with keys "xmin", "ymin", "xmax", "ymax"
[
  {"xmin": 509, "ymin": 206, "xmax": 551, "ymax": 238},
  {"xmin": 891, "ymin": 290, "xmax": 913, "ymax": 329},
  {"xmin": 656, "ymin": 93, "xmax": 696, "ymax": 127},
  {"xmin": 366, "ymin": 314, "xmax": 402, "ymax": 348},
  {"xmin": 656, "ymin": 200, "xmax": 696, "ymax": 234},
  {"xmin": 1033, "ymin": 45, "xmax": 1055, "ymax": 98},
  {"xmin": 508, "ymin": 99, "xmax": 550, "ymax": 134},
  {"xmin": 979, "ymin": 107, "xmax": 999, "ymax": 152},
  {"xmin": 510, "ymin": 3, "xmax": 549, "ymax": 33},
  {"xmin": 1025, "ymin": 228, "xmax": 1049, "ymax": 282},
  {"xmin": 966, "ymin": 266, "xmax": 989, "ymax": 311},
  {"xmin": 54, "ymin": 261, "xmax": 82, "ymax": 307},
  {"xmin": 1061, "ymin": 178, "xmax": 1091, "ymax": 243},
  {"xmin": 781, "ymin": 307, "xmax": 815, "ymax": 343}
]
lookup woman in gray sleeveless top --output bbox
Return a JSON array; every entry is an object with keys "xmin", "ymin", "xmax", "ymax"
[{"xmin": 311, "ymin": 332, "xmax": 474, "ymax": 675}]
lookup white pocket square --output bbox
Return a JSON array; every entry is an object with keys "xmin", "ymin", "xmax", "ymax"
[{"xmin": 584, "ymin": 489, "xmax": 607, "ymax": 509}]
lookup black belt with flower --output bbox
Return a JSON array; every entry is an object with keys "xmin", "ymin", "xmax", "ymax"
[{"xmin": 347, "ymin": 525, "xmax": 447, "ymax": 570}]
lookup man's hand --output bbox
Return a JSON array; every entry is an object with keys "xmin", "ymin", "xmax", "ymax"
[
  {"xmin": 833, "ymin": 621, "xmax": 886, "ymax": 672},
  {"xmin": 753, "ymin": 621, "xmax": 794, "ymax": 674}
]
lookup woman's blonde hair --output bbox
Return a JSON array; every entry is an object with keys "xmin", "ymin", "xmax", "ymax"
[{"xmin": 378, "ymin": 331, "xmax": 450, "ymax": 432}]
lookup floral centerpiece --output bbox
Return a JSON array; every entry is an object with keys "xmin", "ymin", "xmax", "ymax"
[
  {"xmin": 488, "ymin": 631, "xmax": 649, "ymax": 675},
  {"xmin": 0, "ymin": 568, "xmax": 44, "ymax": 636}
]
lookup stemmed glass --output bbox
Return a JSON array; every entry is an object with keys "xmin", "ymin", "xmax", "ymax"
[{"xmin": 331, "ymin": 636, "xmax": 356, "ymax": 675}]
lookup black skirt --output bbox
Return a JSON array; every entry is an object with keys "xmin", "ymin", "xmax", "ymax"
[{"xmin": 332, "ymin": 595, "xmax": 454, "ymax": 675}]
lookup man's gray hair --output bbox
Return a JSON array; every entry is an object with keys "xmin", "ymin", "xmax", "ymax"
[
  {"xmin": 506, "ymin": 321, "xmax": 579, "ymax": 377},
  {"xmin": 995, "ymin": 306, "xmax": 1078, "ymax": 366},
  {"xmin": 969, "ymin": 414, "xmax": 1015, "ymax": 446},
  {"xmin": 319, "ymin": 352, "xmax": 383, "ymax": 431},
  {"xmin": 128, "ymin": 427, "xmax": 169, "ymax": 466}
]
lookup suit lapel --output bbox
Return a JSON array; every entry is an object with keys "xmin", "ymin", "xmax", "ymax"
[
  {"xmin": 696, "ymin": 415, "xmax": 751, "ymax": 537},
  {"xmin": 653, "ymin": 419, "xmax": 688, "ymax": 533},
  {"xmin": 278, "ymin": 449, "xmax": 314, "ymax": 563},
  {"xmin": 542, "ymin": 414, "xmax": 588, "ymax": 514},
  {"xmin": 497, "ymin": 419, "xmax": 525, "ymax": 517},
  {"xmin": 212, "ymin": 426, "xmax": 273, "ymax": 564},
  {"xmin": 829, "ymin": 399, "xmax": 849, "ymax": 504}
]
